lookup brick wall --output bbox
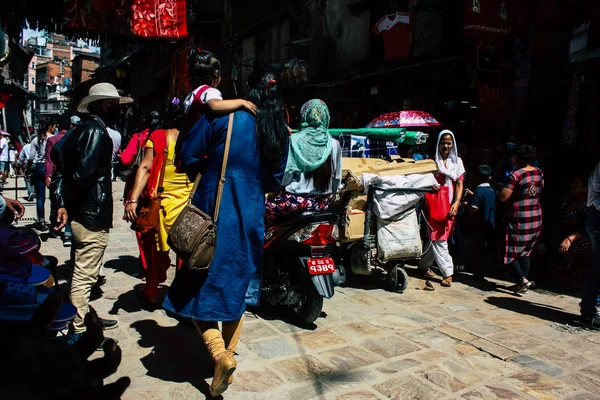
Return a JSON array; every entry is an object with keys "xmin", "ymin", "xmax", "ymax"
[
  {"xmin": 73, "ymin": 56, "xmax": 100, "ymax": 84},
  {"xmin": 81, "ymin": 59, "xmax": 99, "ymax": 72},
  {"xmin": 37, "ymin": 62, "xmax": 72, "ymax": 84}
]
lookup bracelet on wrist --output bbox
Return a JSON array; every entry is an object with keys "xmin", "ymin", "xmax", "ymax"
[{"xmin": 126, "ymin": 199, "xmax": 138, "ymax": 204}]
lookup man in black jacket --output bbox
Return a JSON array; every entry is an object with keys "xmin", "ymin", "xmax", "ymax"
[{"xmin": 56, "ymin": 83, "xmax": 133, "ymax": 341}]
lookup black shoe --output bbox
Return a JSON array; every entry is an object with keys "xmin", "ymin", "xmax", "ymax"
[
  {"xmin": 63, "ymin": 236, "xmax": 73, "ymax": 247},
  {"xmin": 513, "ymin": 280, "xmax": 532, "ymax": 294},
  {"xmin": 99, "ymin": 317, "xmax": 119, "ymax": 330},
  {"xmin": 38, "ymin": 221, "xmax": 48, "ymax": 231}
]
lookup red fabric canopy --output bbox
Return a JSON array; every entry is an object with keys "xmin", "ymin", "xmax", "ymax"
[{"xmin": 63, "ymin": 0, "xmax": 187, "ymax": 39}]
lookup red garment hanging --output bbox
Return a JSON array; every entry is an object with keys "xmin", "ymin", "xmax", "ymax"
[
  {"xmin": 463, "ymin": 0, "xmax": 511, "ymax": 47},
  {"xmin": 373, "ymin": 12, "xmax": 412, "ymax": 61},
  {"xmin": 0, "ymin": 93, "xmax": 11, "ymax": 109},
  {"xmin": 169, "ymin": 44, "xmax": 195, "ymax": 99}
]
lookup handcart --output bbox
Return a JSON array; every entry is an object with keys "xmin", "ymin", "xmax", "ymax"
[
  {"xmin": 327, "ymin": 111, "xmax": 441, "ymax": 292},
  {"xmin": 337, "ymin": 176, "xmax": 437, "ymax": 293}
]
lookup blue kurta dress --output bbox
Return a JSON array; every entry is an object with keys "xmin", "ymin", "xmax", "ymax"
[{"xmin": 162, "ymin": 111, "xmax": 288, "ymax": 321}]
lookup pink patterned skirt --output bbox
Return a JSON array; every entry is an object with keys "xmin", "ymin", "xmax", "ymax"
[{"xmin": 265, "ymin": 193, "xmax": 330, "ymax": 227}]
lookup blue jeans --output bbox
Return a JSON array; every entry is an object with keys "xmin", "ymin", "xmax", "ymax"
[
  {"xmin": 64, "ymin": 222, "xmax": 72, "ymax": 238},
  {"xmin": 33, "ymin": 163, "xmax": 46, "ymax": 222},
  {"xmin": 581, "ymin": 206, "xmax": 600, "ymax": 318}
]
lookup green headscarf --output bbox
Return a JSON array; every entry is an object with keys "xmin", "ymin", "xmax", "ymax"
[{"xmin": 285, "ymin": 99, "xmax": 333, "ymax": 173}]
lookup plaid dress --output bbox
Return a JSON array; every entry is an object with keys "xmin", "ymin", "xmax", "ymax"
[{"xmin": 504, "ymin": 168, "xmax": 544, "ymax": 264}]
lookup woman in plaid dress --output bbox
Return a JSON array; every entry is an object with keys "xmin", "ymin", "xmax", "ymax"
[{"xmin": 499, "ymin": 144, "xmax": 544, "ymax": 293}]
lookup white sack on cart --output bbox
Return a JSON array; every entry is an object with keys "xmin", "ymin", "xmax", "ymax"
[
  {"xmin": 377, "ymin": 209, "xmax": 422, "ymax": 261},
  {"xmin": 362, "ymin": 173, "xmax": 438, "ymax": 220}
]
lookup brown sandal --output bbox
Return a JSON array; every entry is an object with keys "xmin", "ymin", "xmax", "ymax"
[
  {"xmin": 441, "ymin": 277, "xmax": 453, "ymax": 287},
  {"xmin": 424, "ymin": 269, "xmax": 436, "ymax": 278}
]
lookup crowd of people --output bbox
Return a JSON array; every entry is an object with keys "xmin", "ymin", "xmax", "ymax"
[{"xmin": 0, "ymin": 47, "xmax": 599, "ymax": 398}]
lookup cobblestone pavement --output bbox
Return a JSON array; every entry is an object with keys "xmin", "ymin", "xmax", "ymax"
[{"xmin": 7, "ymin": 177, "xmax": 600, "ymax": 400}]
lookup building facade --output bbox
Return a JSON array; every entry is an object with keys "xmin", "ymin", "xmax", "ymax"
[
  {"xmin": 24, "ymin": 32, "xmax": 99, "ymax": 128},
  {"xmin": 35, "ymin": 61, "xmax": 72, "ymax": 120}
]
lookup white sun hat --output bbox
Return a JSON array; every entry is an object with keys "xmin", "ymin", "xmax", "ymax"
[{"xmin": 77, "ymin": 82, "xmax": 134, "ymax": 113}]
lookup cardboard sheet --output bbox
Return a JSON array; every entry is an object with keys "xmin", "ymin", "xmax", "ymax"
[{"xmin": 342, "ymin": 158, "xmax": 438, "ymax": 179}]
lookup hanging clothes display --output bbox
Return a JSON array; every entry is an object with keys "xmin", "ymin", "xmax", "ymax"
[
  {"xmin": 168, "ymin": 41, "xmax": 196, "ymax": 100},
  {"xmin": 373, "ymin": 12, "xmax": 412, "ymax": 61},
  {"xmin": 463, "ymin": 0, "xmax": 511, "ymax": 47},
  {"xmin": 63, "ymin": 0, "xmax": 188, "ymax": 39}
]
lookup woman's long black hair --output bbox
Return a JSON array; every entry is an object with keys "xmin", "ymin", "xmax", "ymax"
[
  {"xmin": 514, "ymin": 143, "xmax": 534, "ymax": 166},
  {"xmin": 144, "ymin": 110, "xmax": 162, "ymax": 132},
  {"xmin": 40, "ymin": 119, "xmax": 56, "ymax": 139},
  {"xmin": 246, "ymin": 68, "xmax": 288, "ymax": 167},
  {"xmin": 308, "ymin": 154, "xmax": 333, "ymax": 192}
]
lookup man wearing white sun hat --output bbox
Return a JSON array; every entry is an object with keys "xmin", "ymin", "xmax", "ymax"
[{"xmin": 55, "ymin": 82, "xmax": 133, "ymax": 343}]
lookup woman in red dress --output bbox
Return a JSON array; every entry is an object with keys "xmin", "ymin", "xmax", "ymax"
[{"xmin": 426, "ymin": 130, "xmax": 465, "ymax": 287}]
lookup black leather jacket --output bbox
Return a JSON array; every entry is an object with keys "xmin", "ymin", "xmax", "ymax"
[{"xmin": 56, "ymin": 115, "xmax": 114, "ymax": 229}]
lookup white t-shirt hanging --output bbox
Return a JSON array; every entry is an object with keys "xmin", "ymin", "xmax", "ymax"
[{"xmin": 183, "ymin": 85, "xmax": 223, "ymax": 114}]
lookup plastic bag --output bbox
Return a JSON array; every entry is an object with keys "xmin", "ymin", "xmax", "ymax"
[
  {"xmin": 424, "ymin": 186, "xmax": 450, "ymax": 221},
  {"xmin": 362, "ymin": 173, "xmax": 438, "ymax": 220}
]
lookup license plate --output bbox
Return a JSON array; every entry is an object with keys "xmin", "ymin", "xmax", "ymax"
[{"xmin": 307, "ymin": 258, "xmax": 336, "ymax": 275}]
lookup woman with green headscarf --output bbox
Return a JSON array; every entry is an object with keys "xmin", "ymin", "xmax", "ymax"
[{"xmin": 265, "ymin": 99, "xmax": 342, "ymax": 226}]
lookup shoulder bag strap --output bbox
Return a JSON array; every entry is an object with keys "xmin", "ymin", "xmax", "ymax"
[
  {"xmin": 213, "ymin": 113, "xmax": 234, "ymax": 222},
  {"xmin": 188, "ymin": 174, "xmax": 200, "ymax": 202},
  {"xmin": 154, "ymin": 133, "xmax": 169, "ymax": 199},
  {"xmin": 184, "ymin": 113, "xmax": 234, "ymax": 208}
]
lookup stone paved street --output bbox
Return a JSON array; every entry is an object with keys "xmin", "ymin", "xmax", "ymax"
[{"xmin": 7, "ymin": 177, "xmax": 600, "ymax": 400}]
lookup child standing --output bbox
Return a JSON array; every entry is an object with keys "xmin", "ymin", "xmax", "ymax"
[{"xmin": 466, "ymin": 165, "xmax": 496, "ymax": 281}]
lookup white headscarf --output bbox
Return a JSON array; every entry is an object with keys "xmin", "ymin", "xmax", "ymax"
[{"xmin": 435, "ymin": 130, "xmax": 465, "ymax": 202}]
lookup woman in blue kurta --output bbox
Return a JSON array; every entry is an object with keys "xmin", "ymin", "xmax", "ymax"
[{"xmin": 163, "ymin": 69, "xmax": 289, "ymax": 397}]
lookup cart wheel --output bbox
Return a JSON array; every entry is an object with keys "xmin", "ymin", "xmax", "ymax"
[{"xmin": 386, "ymin": 264, "xmax": 409, "ymax": 293}]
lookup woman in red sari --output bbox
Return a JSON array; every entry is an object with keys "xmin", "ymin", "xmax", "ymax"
[
  {"xmin": 124, "ymin": 110, "xmax": 191, "ymax": 306},
  {"xmin": 121, "ymin": 112, "xmax": 161, "ymax": 277}
]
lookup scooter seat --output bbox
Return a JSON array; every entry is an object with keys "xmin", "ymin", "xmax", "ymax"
[{"xmin": 274, "ymin": 211, "xmax": 339, "ymax": 227}]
